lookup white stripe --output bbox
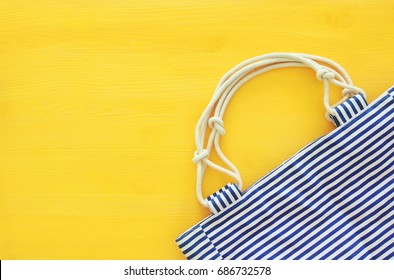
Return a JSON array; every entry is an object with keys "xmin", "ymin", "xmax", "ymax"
[
  {"xmin": 359, "ymin": 94, "xmax": 369, "ymax": 107},
  {"xmin": 183, "ymin": 237, "xmax": 210, "ymax": 258},
  {"xmin": 342, "ymin": 100, "xmax": 359, "ymax": 118},
  {"xmin": 179, "ymin": 233, "xmax": 204, "ymax": 252},
  {"xmin": 336, "ymin": 105, "xmax": 351, "ymax": 123},
  {"xmin": 193, "ymin": 245, "xmax": 215, "ymax": 260},
  {"xmin": 352, "ymin": 94, "xmax": 365, "ymax": 110},
  {"xmin": 177, "ymin": 227, "xmax": 204, "ymax": 249},
  {"xmin": 377, "ymin": 243, "xmax": 394, "ymax": 260},
  {"xmin": 339, "ymin": 221, "xmax": 394, "ymax": 259},
  {"xmin": 217, "ymin": 190, "xmax": 231, "ymax": 208},
  {"xmin": 201, "ymin": 249, "xmax": 219, "ymax": 260}
]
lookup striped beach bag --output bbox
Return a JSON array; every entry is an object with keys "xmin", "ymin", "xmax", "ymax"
[{"xmin": 176, "ymin": 53, "xmax": 394, "ymax": 260}]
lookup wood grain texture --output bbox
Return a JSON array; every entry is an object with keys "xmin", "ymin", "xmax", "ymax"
[{"xmin": 0, "ymin": 0, "xmax": 393, "ymax": 259}]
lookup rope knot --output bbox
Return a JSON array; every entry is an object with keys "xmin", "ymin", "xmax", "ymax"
[
  {"xmin": 208, "ymin": 116, "xmax": 225, "ymax": 135},
  {"xmin": 192, "ymin": 149, "xmax": 209, "ymax": 163},
  {"xmin": 342, "ymin": 88, "xmax": 358, "ymax": 97},
  {"xmin": 316, "ymin": 68, "xmax": 335, "ymax": 81}
]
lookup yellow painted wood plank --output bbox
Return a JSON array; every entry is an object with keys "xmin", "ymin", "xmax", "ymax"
[{"xmin": 0, "ymin": 0, "xmax": 393, "ymax": 259}]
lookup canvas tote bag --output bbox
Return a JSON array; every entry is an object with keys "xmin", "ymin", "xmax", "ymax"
[{"xmin": 176, "ymin": 53, "xmax": 394, "ymax": 260}]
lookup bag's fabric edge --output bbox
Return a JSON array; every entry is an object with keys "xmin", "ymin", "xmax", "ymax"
[{"xmin": 177, "ymin": 85, "xmax": 394, "ymax": 260}]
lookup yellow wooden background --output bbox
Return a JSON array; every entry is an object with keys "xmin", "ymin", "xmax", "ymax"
[{"xmin": 0, "ymin": 0, "xmax": 393, "ymax": 259}]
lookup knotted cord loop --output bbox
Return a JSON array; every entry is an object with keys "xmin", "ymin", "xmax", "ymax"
[
  {"xmin": 194, "ymin": 52, "xmax": 365, "ymax": 207},
  {"xmin": 316, "ymin": 68, "xmax": 336, "ymax": 80},
  {"xmin": 192, "ymin": 149, "xmax": 209, "ymax": 164},
  {"xmin": 342, "ymin": 87, "xmax": 359, "ymax": 97},
  {"xmin": 208, "ymin": 116, "xmax": 225, "ymax": 135}
]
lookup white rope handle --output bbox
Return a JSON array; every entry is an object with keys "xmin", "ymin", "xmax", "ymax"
[{"xmin": 193, "ymin": 52, "xmax": 365, "ymax": 207}]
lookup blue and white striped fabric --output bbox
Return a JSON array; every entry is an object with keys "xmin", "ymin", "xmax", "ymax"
[
  {"xmin": 329, "ymin": 93, "xmax": 368, "ymax": 127},
  {"xmin": 207, "ymin": 183, "xmax": 243, "ymax": 215},
  {"xmin": 176, "ymin": 86, "xmax": 394, "ymax": 260}
]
